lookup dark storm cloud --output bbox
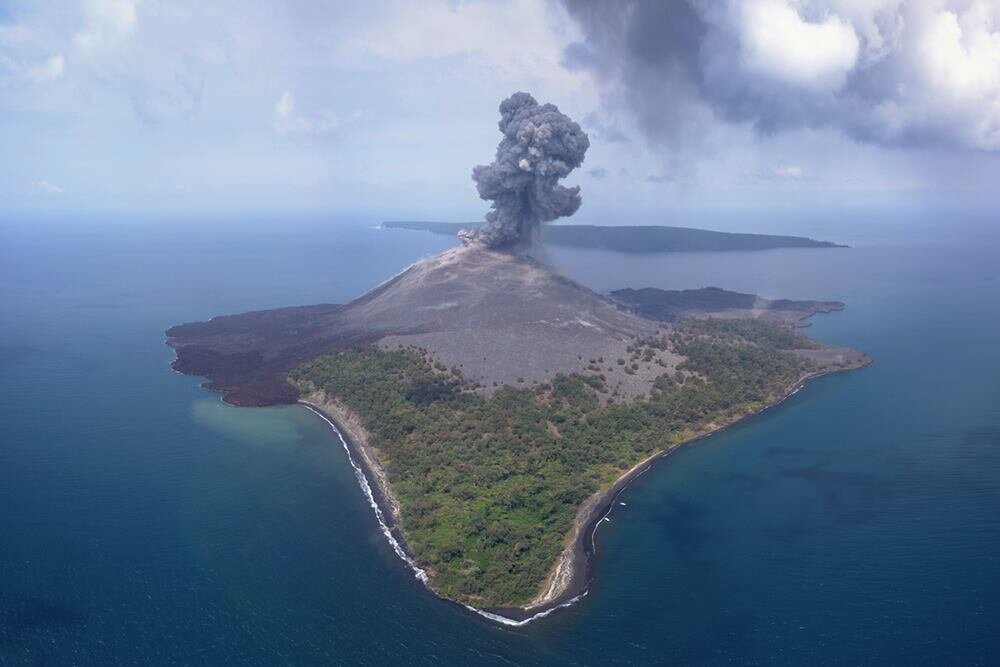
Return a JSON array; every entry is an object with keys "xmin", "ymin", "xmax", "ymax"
[
  {"xmin": 561, "ymin": 0, "xmax": 1000, "ymax": 151},
  {"xmin": 582, "ymin": 112, "xmax": 630, "ymax": 143}
]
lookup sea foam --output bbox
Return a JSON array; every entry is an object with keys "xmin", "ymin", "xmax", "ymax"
[
  {"xmin": 302, "ymin": 403, "xmax": 590, "ymax": 626},
  {"xmin": 302, "ymin": 404, "xmax": 429, "ymax": 584}
]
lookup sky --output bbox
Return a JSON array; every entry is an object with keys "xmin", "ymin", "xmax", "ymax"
[{"xmin": 1, "ymin": 0, "xmax": 999, "ymax": 226}]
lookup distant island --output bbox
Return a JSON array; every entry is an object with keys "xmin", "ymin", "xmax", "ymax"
[
  {"xmin": 611, "ymin": 286, "xmax": 845, "ymax": 325},
  {"xmin": 166, "ymin": 245, "xmax": 868, "ymax": 623},
  {"xmin": 382, "ymin": 221, "xmax": 846, "ymax": 253}
]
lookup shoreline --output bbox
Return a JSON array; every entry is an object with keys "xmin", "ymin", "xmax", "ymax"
[
  {"xmin": 298, "ymin": 354, "xmax": 870, "ymax": 626},
  {"xmin": 298, "ymin": 400, "xmax": 430, "ymax": 585}
]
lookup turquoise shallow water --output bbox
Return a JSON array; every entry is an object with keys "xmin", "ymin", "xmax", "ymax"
[{"xmin": 1, "ymin": 216, "xmax": 998, "ymax": 664}]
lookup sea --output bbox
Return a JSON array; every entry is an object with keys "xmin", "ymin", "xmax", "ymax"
[{"xmin": 1, "ymin": 212, "xmax": 998, "ymax": 665}]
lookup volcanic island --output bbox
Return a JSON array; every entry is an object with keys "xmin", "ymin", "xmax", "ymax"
[{"xmin": 166, "ymin": 93, "xmax": 869, "ymax": 623}]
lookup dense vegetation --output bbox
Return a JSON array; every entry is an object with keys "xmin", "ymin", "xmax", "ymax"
[
  {"xmin": 291, "ymin": 319, "xmax": 819, "ymax": 607},
  {"xmin": 677, "ymin": 317, "xmax": 821, "ymax": 350},
  {"xmin": 382, "ymin": 221, "xmax": 843, "ymax": 252}
]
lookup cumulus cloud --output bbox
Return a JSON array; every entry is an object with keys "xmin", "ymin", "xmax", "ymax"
[
  {"xmin": 26, "ymin": 54, "xmax": 65, "ymax": 83},
  {"xmin": 737, "ymin": 162, "xmax": 827, "ymax": 185},
  {"xmin": 0, "ymin": 52, "xmax": 64, "ymax": 85},
  {"xmin": 738, "ymin": 0, "xmax": 859, "ymax": 89},
  {"xmin": 271, "ymin": 90, "xmax": 345, "ymax": 136},
  {"xmin": 276, "ymin": 91, "xmax": 294, "ymax": 118},
  {"xmin": 774, "ymin": 164, "xmax": 804, "ymax": 179},
  {"xmin": 562, "ymin": 0, "xmax": 1000, "ymax": 151},
  {"xmin": 0, "ymin": 21, "xmax": 64, "ymax": 86},
  {"xmin": 50, "ymin": 0, "xmax": 206, "ymax": 127},
  {"xmin": 335, "ymin": 0, "xmax": 581, "ymax": 77},
  {"xmin": 327, "ymin": 0, "xmax": 596, "ymax": 111},
  {"xmin": 32, "ymin": 180, "xmax": 65, "ymax": 194},
  {"xmin": 751, "ymin": 164, "xmax": 813, "ymax": 182},
  {"xmin": 74, "ymin": 0, "xmax": 137, "ymax": 54}
]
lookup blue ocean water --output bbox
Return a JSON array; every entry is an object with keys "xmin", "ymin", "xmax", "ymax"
[{"xmin": 1, "ymin": 215, "xmax": 998, "ymax": 665}]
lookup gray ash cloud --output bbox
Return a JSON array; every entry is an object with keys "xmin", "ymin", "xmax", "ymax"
[{"xmin": 461, "ymin": 92, "xmax": 590, "ymax": 249}]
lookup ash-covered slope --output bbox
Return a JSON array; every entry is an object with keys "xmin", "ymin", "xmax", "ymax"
[
  {"xmin": 370, "ymin": 246, "xmax": 668, "ymax": 392},
  {"xmin": 167, "ymin": 245, "xmax": 664, "ymax": 405},
  {"xmin": 344, "ymin": 245, "xmax": 646, "ymax": 334}
]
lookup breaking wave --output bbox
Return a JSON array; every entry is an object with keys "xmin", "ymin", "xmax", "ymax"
[
  {"xmin": 302, "ymin": 402, "xmax": 589, "ymax": 626},
  {"xmin": 301, "ymin": 404, "xmax": 428, "ymax": 584}
]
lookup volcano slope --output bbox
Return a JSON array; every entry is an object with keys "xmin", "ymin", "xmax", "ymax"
[{"xmin": 167, "ymin": 244, "xmax": 868, "ymax": 616}]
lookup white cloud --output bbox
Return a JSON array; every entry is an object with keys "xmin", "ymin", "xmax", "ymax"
[
  {"xmin": 4, "ymin": 0, "xmax": 995, "ymax": 214},
  {"xmin": 0, "ymin": 51, "xmax": 64, "ymax": 86},
  {"xmin": 568, "ymin": 0, "xmax": 1000, "ymax": 151},
  {"xmin": 276, "ymin": 91, "xmax": 294, "ymax": 118},
  {"xmin": 741, "ymin": 164, "xmax": 811, "ymax": 184},
  {"xmin": 26, "ymin": 54, "xmax": 65, "ymax": 83},
  {"xmin": 32, "ymin": 180, "xmax": 65, "ymax": 194},
  {"xmin": 333, "ymin": 0, "xmax": 590, "ymax": 101},
  {"xmin": 339, "ymin": 0, "xmax": 565, "ymax": 64},
  {"xmin": 819, "ymin": 0, "xmax": 904, "ymax": 63},
  {"xmin": 909, "ymin": 2, "xmax": 1000, "ymax": 146},
  {"xmin": 739, "ymin": 0, "xmax": 860, "ymax": 90},
  {"xmin": 774, "ymin": 164, "xmax": 804, "ymax": 179},
  {"xmin": 845, "ymin": 0, "xmax": 1000, "ymax": 150},
  {"xmin": 271, "ymin": 90, "xmax": 344, "ymax": 136},
  {"xmin": 919, "ymin": 5, "xmax": 998, "ymax": 98},
  {"xmin": 75, "ymin": 0, "xmax": 138, "ymax": 54}
]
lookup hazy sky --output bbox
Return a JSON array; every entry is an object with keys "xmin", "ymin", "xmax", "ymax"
[{"xmin": 2, "ymin": 0, "xmax": 998, "ymax": 224}]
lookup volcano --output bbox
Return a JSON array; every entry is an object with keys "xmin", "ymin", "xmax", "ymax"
[
  {"xmin": 167, "ymin": 245, "xmax": 672, "ymax": 406},
  {"xmin": 166, "ymin": 241, "xmax": 869, "ymax": 619}
]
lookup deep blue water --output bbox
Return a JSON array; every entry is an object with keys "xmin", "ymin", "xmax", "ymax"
[{"xmin": 1, "ymin": 216, "xmax": 998, "ymax": 665}]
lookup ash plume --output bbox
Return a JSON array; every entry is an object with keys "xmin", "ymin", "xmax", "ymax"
[{"xmin": 461, "ymin": 92, "xmax": 590, "ymax": 249}]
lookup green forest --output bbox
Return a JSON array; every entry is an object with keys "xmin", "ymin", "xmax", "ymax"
[{"xmin": 291, "ymin": 318, "xmax": 818, "ymax": 607}]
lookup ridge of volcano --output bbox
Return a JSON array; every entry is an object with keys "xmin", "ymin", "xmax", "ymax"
[{"xmin": 167, "ymin": 245, "xmax": 669, "ymax": 405}]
